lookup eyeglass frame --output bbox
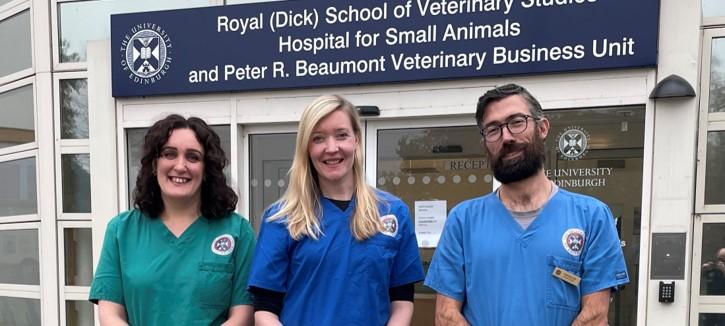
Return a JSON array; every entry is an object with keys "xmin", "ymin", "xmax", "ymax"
[{"xmin": 479, "ymin": 114, "xmax": 542, "ymax": 142}]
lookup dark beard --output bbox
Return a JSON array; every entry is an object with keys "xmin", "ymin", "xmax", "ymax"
[{"xmin": 490, "ymin": 134, "xmax": 546, "ymax": 184}]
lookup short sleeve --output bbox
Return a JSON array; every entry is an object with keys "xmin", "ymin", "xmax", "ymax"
[
  {"xmin": 231, "ymin": 216, "xmax": 256, "ymax": 306},
  {"xmin": 580, "ymin": 203, "xmax": 630, "ymax": 295},
  {"xmin": 423, "ymin": 206, "xmax": 466, "ymax": 302},
  {"xmin": 247, "ymin": 209, "xmax": 292, "ymax": 292},
  {"xmin": 89, "ymin": 216, "xmax": 125, "ymax": 305},
  {"xmin": 390, "ymin": 203, "xmax": 424, "ymax": 287}
]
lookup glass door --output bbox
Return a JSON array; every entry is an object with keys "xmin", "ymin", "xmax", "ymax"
[
  {"xmin": 368, "ymin": 118, "xmax": 493, "ymax": 326},
  {"xmin": 544, "ymin": 106, "xmax": 645, "ymax": 326},
  {"xmin": 369, "ymin": 106, "xmax": 645, "ymax": 325}
]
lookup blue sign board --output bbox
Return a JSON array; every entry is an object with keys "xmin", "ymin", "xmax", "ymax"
[{"xmin": 111, "ymin": 0, "xmax": 660, "ymax": 97}]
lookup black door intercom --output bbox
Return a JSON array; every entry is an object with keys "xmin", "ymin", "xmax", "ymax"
[{"xmin": 658, "ymin": 281, "xmax": 675, "ymax": 303}]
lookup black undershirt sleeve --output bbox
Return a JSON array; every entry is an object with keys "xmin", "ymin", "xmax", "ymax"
[
  {"xmin": 249, "ymin": 286, "xmax": 285, "ymax": 316},
  {"xmin": 389, "ymin": 282, "xmax": 416, "ymax": 302}
]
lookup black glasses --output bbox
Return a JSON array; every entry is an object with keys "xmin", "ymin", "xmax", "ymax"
[{"xmin": 480, "ymin": 115, "xmax": 539, "ymax": 142}]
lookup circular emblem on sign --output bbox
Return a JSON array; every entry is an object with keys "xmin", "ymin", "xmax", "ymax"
[
  {"xmin": 557, "ymin": 126, "xmax": 590, "ymax": 160},
  {"xmin": 561, "ymin": 228, "xmax": 586, "ymax": 256},
  {"xmin": 211, "ymin": 234, "xmax": 235, "ymax": 256},
  {"xmin": 380, "ymin": 214, "xmax": 398, "ymax": 237},
  {"xmin": 120, "ymin": 24, "xmax": 172, "ymax": 84}
]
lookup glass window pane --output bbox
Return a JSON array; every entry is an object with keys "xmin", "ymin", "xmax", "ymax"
[
  {"xmin": 700, "ymin": 223, "xmax": 725, "ymax": 295},
  {"xmin": 700, "ymin": 313, "xmax": 725, "ymax": 325},
  {"xmin": 249, "ymin": 133, "xmax": 295, "ymax": 231},
  {"xmin": 376, "ymin": 125, "xmax": 492, "ymax": 325},
  {"xmin": 0, "ymin": 84, "xmax": 34, "ymax": 149},
  {"xmin": 60, "ymin": 79, "xmax": 88, "ymax": 139},
  {"xmin": 0, "ymin": 10, "xmax": 32, "ymax": 76},
  {"xmin": 0, "ymin": 297, "xmax": 40, "ymax": 325},
  {"xmin": 545, "ymin": 106, "xmax": 645, "ymax": 326},
  {"xmin": 62, "ymin": 154, "xmax": 91, "ymax": 213},
  {"xmin": 64, "ymin": 228, "xmax": 93, "ymax": 286},
  {"xmin": 126, "ymin": 128, "xmax": 145, "ymax": 207},
  {"xmin": 66, "ymin": 300, "xmax": 94, "ymax": 326},
  {"xmin": 0, "ymin": 157, "xmax": 37, "ymax": 217},
  {"xmin": 58, "ymin": 0, "xmax": 209, "ymax": 62},
  {"xmin": 212, "ymin": 125, "xmax": 232, "ymax": 179},
  {"xmin": 705, "ymin": 132, "xmax": 725, "ymax": 205},
  {"xmin": 703, "ymin": 0, "xmax": 725, "ymax": 18},
  {"xmin": 709, "ymin": 38, "xmax": 725, "ymax": 113},
  {"xmin": 0, "ymin": 229, "xmax": 39, "ymax": 285},
  {"xmin": 0, "ymin": 0, "xmax": 13, "ymax": 7},
  {"xmin": 126, "ymin": 125, "xmax": 232, "ymax": 206}
]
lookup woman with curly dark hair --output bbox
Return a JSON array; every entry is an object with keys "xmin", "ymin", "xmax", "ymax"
[{"xmin": 89, "ymin": 114, "xmax": 254, "ymax": 326}]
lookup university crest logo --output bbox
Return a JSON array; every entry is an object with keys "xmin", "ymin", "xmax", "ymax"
[
  {"xmin": 380, "ymin": 214, "xmax": 398, "ymax": 237},
  {"xmin": 211, "ymin": 234, "xmax": 235, "ymax": 256},
  {"xmin": 561, "ymin": 228, "xmax": 586, "ymax": 256},
  {"xmin": 120, "ymin": 23, "xmax": 172, "ymax": 85},
  {"xmin": 556, "ymin": 126, "xmax": 590, "ymax": 160}
]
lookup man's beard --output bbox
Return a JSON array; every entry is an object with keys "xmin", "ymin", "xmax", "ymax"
[{"xmin": 489, "ymin": 133, "xmax": 546, "ymax": 184}]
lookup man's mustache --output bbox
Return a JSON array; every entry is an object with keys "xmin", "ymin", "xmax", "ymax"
[{"xmin": 500, "ymin": 142, "xmax": 527, "ymax": 156}]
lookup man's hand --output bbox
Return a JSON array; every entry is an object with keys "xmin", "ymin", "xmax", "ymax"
[
  {"xmin": 571, "ymin": 289, "xmax": 610, "ymax": 326},
  {"xmin": 435, "ymin": 294, "xmax": 469, "ymax": 326}
]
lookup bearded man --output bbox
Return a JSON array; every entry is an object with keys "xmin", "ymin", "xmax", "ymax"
[{"xmin": 424, "ymin": 84, "xmax": 629, "ymax": 326}]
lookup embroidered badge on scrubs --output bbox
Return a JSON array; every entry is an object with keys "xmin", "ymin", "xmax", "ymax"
[
  {"xmin": 211, "ymin": 234, "xmax": 235, "ymax": 256},
  {"xmin": 380, "ymin": 214, "xmax": 398, "ymax": 237},
  {"xmin": 561, "ymin": 228, "xmax": 586, "ymax": 256}
]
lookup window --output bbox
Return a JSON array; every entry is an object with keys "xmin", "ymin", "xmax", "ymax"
[
  {"xmin": 61, "ymin": 154, "xmax": 91, "ymax": 213},
  {"xmin": 57, "ymin": 0, "xmax": 210, "ymax": 64},
  {"xmin": 59, "ymin": 79, "xmax": 88, "ymax": 139},
  {"xmin": 0, "ymin": 83, "xmax": 34, "ymax": 150},
  {"xmin": 58, "ymin": 223, "xmax": 94, "ymax": 326},
  {"xmin": 0, "ymin": 297, "xmax": 41, "ymax": 325},
  {"xmin": 0, "ymin": 156, "xmax": 37, "ymax": 218},
  {"xmin": 0, "ymin": 229, "xmax": 39, "ymax": 285},
  {"xmin": 705, "ymin": 132, "xmax": 725, "ymax": 205},
  {"xmin": 0, "ymin": 9, "xmax": 32, "ymax": 78},
  {"xmin": 704, "ymin": 0, "xmax": 725, "ymax": 19},
  {"xmin": 693, "ymin": 28, "xmax": 725, "ymax": 324}
]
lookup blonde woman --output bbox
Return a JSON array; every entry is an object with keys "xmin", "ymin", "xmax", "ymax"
[{"xmin": 248, "ymin": 95, "xmax": 424, "ymax": 326}]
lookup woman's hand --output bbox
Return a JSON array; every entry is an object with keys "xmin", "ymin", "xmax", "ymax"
[
  {"xmin": 221, "ymin": 305, "xmax": 254, "ymax": 326},
  {"xmin": 254, "ymin": 311, "xmax": 283, "ymax": 326}
]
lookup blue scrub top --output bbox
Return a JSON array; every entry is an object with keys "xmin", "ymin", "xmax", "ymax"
[
  {"xmin": 424, "ymin": 189, "xmax": 629, "ymax": 326},
  {"xmin": 248, "ymin": 191, "xmax": 424, "ymax": 326}
]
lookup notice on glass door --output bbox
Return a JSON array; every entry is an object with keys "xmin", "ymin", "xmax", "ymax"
[{"xmin": 415, "ymin": 200, "xmax": 447, "ymax": 248}]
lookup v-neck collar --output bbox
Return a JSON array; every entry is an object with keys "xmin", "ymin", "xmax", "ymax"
[
  {"xmin": 321, "ymin": 196, "xmax": 355, "ymax": 215},
  {"xmin": 491, "ymin": 190, "xmax": 559, "ymax": 239},
  {"xmin": 153, "ymin": 215, "xmax": 206, "ymax": 247}
]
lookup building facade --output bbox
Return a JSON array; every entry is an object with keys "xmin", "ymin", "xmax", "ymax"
[{"xmin": 0, "ymin": 0, "xmax": 723, "ymax": 325}]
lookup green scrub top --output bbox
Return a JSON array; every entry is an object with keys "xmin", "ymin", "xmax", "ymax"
[{"xmin": 89, "ymin": 209, "xmax": 255, "ymax": 326}]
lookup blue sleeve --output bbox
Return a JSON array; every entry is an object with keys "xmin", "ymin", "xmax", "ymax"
[
  {"xmin": 423, "ymin": 205, "xmax": 466, "ymax": 302},
  {"xmin": 89, "ymin": 216, "xmax": 124, "ymax": 305},
  {"xmin": 247, "ymin": 209, "xmax": 292, "ymax": 293},
  {"xmin": 232, "ymin": 216, "xmax": 256, "ymax": 306},
  {"xmin": 580, "ymin": 203, "xmax": 630, "ymax": 295},
  {"xmin": 390, "ymin": 203, "xmax": 424, "ymax": 287}
]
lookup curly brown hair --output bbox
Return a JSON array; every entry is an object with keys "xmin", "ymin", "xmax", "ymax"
[{"xmin": 133, "ymin": 114, "xmax": 237, "ymax": 218}]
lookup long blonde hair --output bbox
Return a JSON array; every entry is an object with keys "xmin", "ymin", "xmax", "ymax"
[{"xmin": 268, "ymin": 95, "xmax": 382, "ymax": 241}]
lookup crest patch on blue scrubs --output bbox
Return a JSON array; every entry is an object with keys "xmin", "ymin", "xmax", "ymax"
[
  {"xmin": 561, "ymin": 228, "xmax": 585, "ymax": 256},
  {"xmin": 380, "ymin": 214, "xmax": 398, "ymax": 237}
]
